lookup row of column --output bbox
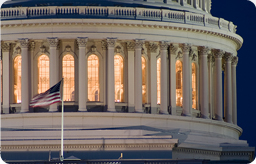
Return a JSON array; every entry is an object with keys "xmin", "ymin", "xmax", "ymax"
[{"xmin": 1, "ymin": 39, "xmax": 238, "ymax": 124}]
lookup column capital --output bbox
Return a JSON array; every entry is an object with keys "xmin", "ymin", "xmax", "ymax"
[
  {"xmin": 1, "ymin": 42, "xmax": 10, "ymax": 52},
  {"xmin": 198, "ymin": 46, "xmax": 210, "ymax": 56},
  {"xmin": 181, "ymin": 43, "xmax": 191, "ymax": 53},
  {"xmin": 106, "ymin": 38, "xmax": 117, "ymax": 48},
  {"xmin": 77, "ymin": 37, "xmax": 88, "ymax": 47},
  {"xmin": 18, "ymin": 38, "xmax": 29, "ymax": 48},
  {"xmin": 213, "ymin": 49, "xmax": 225, "ymax": 59},
  {"xmin": 135, "ymin": 39, "xmax": 144, "ymax": 49},
  {"xmin": 232, "ymin": 56, "xmax": 238, "ymax": 66},
  {"xmin": 159, "ymin": 41, "xmax": 169, "ymax": 50},
  {"xmin": 101, "ymin": 40, "xmax": 108, "ymax": 50},
  {"xmin": 170, "ymin": 44, "xmax": 179, "ymax": 55},
  {"xmin": 147, "ymin": 42, "xmax": 158, "ymax": 53},
  {"xmin": 207, "ymin": 54, "xmax": 214, "ymax": 63},
  {"xmin": 224, "ymin": 53, "xmax": 233, "ymax": 62},
  {"xmin": 47, "ymin": 37, "xmax": 59, "ymax": 47},
  {"xmin": 28, "ymin": 41, "xmax": 35, "ymax": 51},
  {"xmin": 127, "ymin": 41, "xmax": 135, "ymax": 51}
]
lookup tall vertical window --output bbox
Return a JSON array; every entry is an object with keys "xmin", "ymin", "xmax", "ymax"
[
  {"xmin": 63, "ymin": 54, "xmax": 75, "ymax": 101},
  {"xmin": 114, "ymin": 55, "xmax": 124, "ymax": 102},
  {"xmin": 142, "ymin": 57, "xmax": 147, "ymax": 104},
  {"xmin": 1, "ymin": 60, "xmax": 2, "ymax": 103},
  {"xmin": 176, "ymin": 60, "xmax": 183, "ymax": 107},
  {"xmin": 88, "ymin": 54, "xmax": 99, "ymax": 101},
  {"xmin": 38, "ymin": 55, "xmax": 49, "ymax": 94},
  {"xmin": 14, "ymin": 55, "xmax": 22, "ymax": 103},
  {"xmin": 187, "ymin": 0, "xmax": 192, "ymax": 5},
  {"xmin": 157, "ymin": 58, "xmax": 161, "ymax": 104},
  {"xmin": 192, "ymin": 63, "xmax": 197, "ymax": 109}
]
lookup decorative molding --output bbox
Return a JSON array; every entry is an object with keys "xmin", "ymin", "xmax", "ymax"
[
  {"xmin": 1, "ymin": 42, "xmax": 10, "ymax": 52},
  {"xmin": 181, "ymin": 43, "xmax": 191, "ymax": 53},
  {"xmin": 77, "ymin": 37, "xmax": 88, "ymax": 47},
  {"xmin": 47, "ymin": 37, "xmax": 59, "ymax": 47},
  {"xmin": 115, "ymin": 46, "xmax": 122, "ymax": 53},
  {"xmin": 214, "ymin": 49, "xmax": 225, "ymax": 59},
  {"xmin": 106, "ymin": 38, "xmax": 117, "ymax": 48},
  {"xmin": 170, "ymin": 44, "xmax": 178, "ymax": 55},
  {"xmin": 18, "ymin": 38, "xmax": 29, "ymax": 48},
  {"xmin": 28, "ymin": 41, "xmax": 35, "ymax": 51},
  {"xmin": 147, "ymin": 42, "xmax": 158, "ymax": 53},
  {"xmin": 159, "ymin": 41, "xmax": 169, "ymax": 50},
  {"xmin": 39, "ymin": 45, "xmax": 48, "ymax": 54},
  {"xmin": 232, "ymin": 56, "xmax": 238, "ymax": 66},
  {"xmin": 101, "ymin": 40, "xmax": 108, "ymax": 50},
  {"xmin": 176, "ymin": 51, "xmax": 183, "ymax": 59}
]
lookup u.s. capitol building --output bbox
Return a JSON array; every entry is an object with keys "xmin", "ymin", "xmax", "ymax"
[{"xmin": 1, "ymin": 0, "xmax": 255, "ymax": 162}]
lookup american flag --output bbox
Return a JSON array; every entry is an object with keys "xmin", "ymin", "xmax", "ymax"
[{"xmin": 30, "ymin": 80, "xmax": 62, "ymax": 108}]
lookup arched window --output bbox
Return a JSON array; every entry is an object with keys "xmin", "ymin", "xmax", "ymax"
[
  {"xmin": 38, "ymin": 55, "xmax": 49, "ymax": 94},
  {"xmin": 142, "ymin": 56, "xmax": 147, "ymax": 104},
  {"xmin": 63, "ymin": 54, "xmax": 75, "ymax": 101},
  {"xmin": 176, "ymin": 60, "xmax": 183, "ymax": 107},
  {"xmin": 14, "ymin": 55, "xmax": 22, "ymax": 103},
  {"xmin": 114, "ymin": 55, "xmax": 124, "ymax": 102},
  {"xmin": 88, "ymin": 54, "xmax": 99, "ymax": 101},
  {"xmin": 157, "ymin": 58, "xmax": 161, "ymax": 104},
  {"xmin": 192, "ymin": 63, "xmax": 197, "ymax": 109}
]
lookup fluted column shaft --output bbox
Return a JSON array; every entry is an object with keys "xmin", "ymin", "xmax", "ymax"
[
  {"xmin": 199, "ymin": 46, "xmax": 210, "ymax": 119},
  {"xmin": 169, "ymin": 44, "xmax": 178, "ymax": 115},
  {"xmin": 127, "ymin": 42, "xmax": 135, "ymax": 112},
  {"xmin": 232, "ymin": 56, "xmax": 238, "ymax": 124},
  {"xmin": 224, "ymin": 53, "xmax": 233, "ymax": 123},
  {"xmin": 77, "ymin": 37, "xmax": 88, "ymax": 112},
  {"xmin": 107, "ymin": 38, "xmax": 116, "ymax": 112},
  {"xmin": 1, "ymin": 42, "xmax": 10, "ymax": 113},
  {"xmin": 48, "ymin": 38, "xmax": 59, "ymax": 112},
  {"xmin": 19, "ymin": 38, "xmax": 30, "ymax": 113},
  {"xmin": 160, "ymin": 41, "xmax": 169, "ymax": 114},
  {"xmin": 134, "ymin": 40, "xmax": 144, "ymax": 113},
  {"xmin": 182, "ymin": 44, "xmax": 191, "ymax": 116},
  {"xmin": 213, "ymin": 50, "xmax": 224, "ymax": 121}
]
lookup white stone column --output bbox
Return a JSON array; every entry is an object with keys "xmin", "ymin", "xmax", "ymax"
[
  {"xmin": 224, "ymin": 53, "xmax": 233, "ymax": 123},
  {"xmin": 169, "ymin": 44, "xmax": 179, "ymax": 115},
  {"xmin": 159, "ymin": 41, "xmax": 169, "ymax": 114},
  {"xmin": 19, "ymin": 38, "xmax": 30, "ymax": 113},
  {"xmin": 232, "ymin": 56, "xmax": 238, "ymax": 125},
  {"xmin": 127, "ymin": 41, "xmax": 135, "ymax": 112},
  {"xmin": 199, "ymin": 46, "xmax": 210, "ymax": 119},
  {"xmin": 77, "ymin": 37, "xmax": 88, "ymax": 112},
  {"xmin": 47, "ymin": 37, "xmax": 59, "ymax": 112},
  {"xmin": 134, "ymin": 39, "xmax": 144, "ymax": 113},
  {"xmin": 1, "ymin": 42, "xmax": 10, "ymax": 113},
  {"xmin": 213, "ymin": 50, "xmax": 224, "ymax": 121},
  {"xmin": 181, "ymin": 44, "xmax": 191, "ymax": 116},
  {"xmin": 106, "ymin": 38, "xmax": 116, "ymax": 112},
  {"xmin": 208, "ymin": 54, "xmax": 214, "ymax": 119},
  {"xmin": 148, "ymin": 42, "xmax": 158, "ymax": 114}
]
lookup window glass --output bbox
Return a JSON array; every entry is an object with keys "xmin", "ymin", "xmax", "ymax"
[
  {"xmin": 176, "ymin": 60, "xmax": 183, "ymax": 106},
  {"xmin": 63, "ymin": 54, "xmax": 75, "ymax": 101},
  {"xmin": 157, "ymin": 58, "xmax": 161, "ymax": 104},
  {"xmin": 114, "ymin": 55, "xmax": 124, "ymax": 102},
  {"xmin": 88, "ymin": 54, "xmax": 100, "ymax": 101},
  {"xmin": 14, "ymin": 55, "xmax": 22, "ymax": 103},
  {"xmin": 38, "ymin": 55, "xmax": 49, "ymax": 94},
  {"xmin": 142, "ymin": 57, "xmax": 147, "ymax": 104},
  {"xmin": 192, "ymin": 63, "xmax": 197, "ymax": 109}
]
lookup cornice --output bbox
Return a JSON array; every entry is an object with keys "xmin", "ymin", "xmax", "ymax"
[{"xmin": 1, "ymin": 21, "xmax": 243, "ymax": 50}]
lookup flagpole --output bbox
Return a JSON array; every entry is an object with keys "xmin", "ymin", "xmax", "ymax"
[{"xmin": 60, "ymin": 78, "xmax": 64, "ymax": 161}]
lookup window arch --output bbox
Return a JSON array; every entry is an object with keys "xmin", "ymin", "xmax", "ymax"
[
  {"xmin": 14, "ymin": 55, "xmax": 21, "ymax": 103},
  {"xmin": 114, "ymin": 55, "xmax": 124, "ymax": 102},
  {"xmin": 88, "ymin": 54, "xmax": 100, "ymax": 101},
  {"xmin": 192, "ymin": 63, "xmax": 197, "ymax": 109},
  {"xmin": 157, "ymin": 58, "xmax": 161, "ymax": 104},
  {"xmin": 63, "ymin": 54, "xmax": 75, "ymax": 101},
  {"xmin": 38, "ymin": 55, "xmax": 49, "ymax": 94},
  {"xmin": 142, "ymin": 56, "xmax": 147, "ymax": 104},
  {"xmin": 176, "ymin": 60, "xmax": 183, "ymax": 107}
]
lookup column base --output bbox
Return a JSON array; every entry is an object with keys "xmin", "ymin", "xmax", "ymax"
[
  {"xmin": 78, "ymin": 108, "xmax": 88, "ymax": 112},
  {"xmin": 107, "ymin": 108, "xmax": 116, "ymax": 112},
  {"xmin": 181, "ymin": 113, "xmax": 191, "ymax": 117},
  {"xmin": 151, "ymin": 107, "xmax": 158, "ymax": 114},
  {"xmin": 135, "ymin": 108, "xmax": 144, "ymax": 113},
  {"xmin": 128, "ymin": 106, "xmax": 135, "ymax": 113}
]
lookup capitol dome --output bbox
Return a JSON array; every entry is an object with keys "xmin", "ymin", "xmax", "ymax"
[{"xmin": 1, "ymin": 0, "xmax": 254, "ymax": 162}]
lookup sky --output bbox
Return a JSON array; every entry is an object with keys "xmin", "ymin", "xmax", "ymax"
[{"xmin": 211, "ymin": 0, "xmax": 256, "ymax": 159}]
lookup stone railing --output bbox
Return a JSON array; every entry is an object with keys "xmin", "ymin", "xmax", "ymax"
[{"xmin": 0, "ymin": 6, "xmax": 237, "ymax": 33}]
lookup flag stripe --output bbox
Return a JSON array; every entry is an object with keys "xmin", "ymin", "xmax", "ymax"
[{"xmin": 30, "ymin": 80, "xmax": 62, "ymax": 108}]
